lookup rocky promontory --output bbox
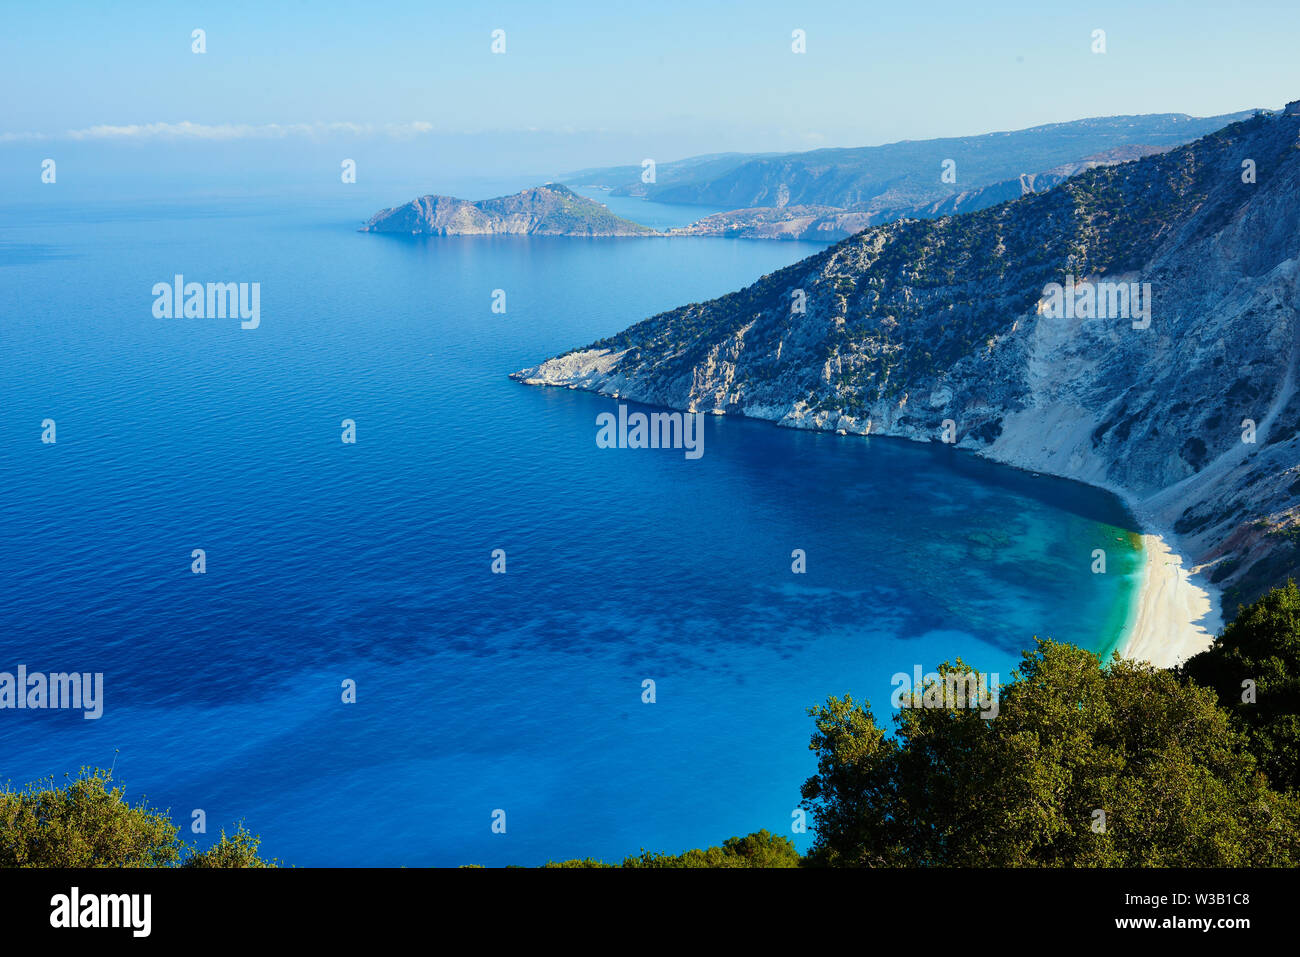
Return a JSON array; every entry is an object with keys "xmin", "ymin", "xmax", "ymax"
[
  {"xmin": 361, "ymin": 184, "xmax": 660, "ymax": 237},
  {"xmin": 516, "ymin": 106, "xmax": 1300, "ymax": 623}
]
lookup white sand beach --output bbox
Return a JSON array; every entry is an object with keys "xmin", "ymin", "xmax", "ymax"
[{"xmin": 1119, "ymin": 529, "xmax": 1223, "ymax": 669}]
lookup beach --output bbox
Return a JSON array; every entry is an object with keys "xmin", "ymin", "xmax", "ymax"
[{"xmin": 1119, "ymin": 527, "xmax": 1223, "ymax": 669}]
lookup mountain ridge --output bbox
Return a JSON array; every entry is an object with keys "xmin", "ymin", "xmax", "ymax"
[
  {"xmin": 517, "ymin": 105, "xmax": 1300, "ymax": 625},
  {"xmin": 664, "ymin": 144, "xmax": 1175, "ymax": 241},
  {"xmin": 569, "ymin": 110, "xmax": 1259, "ymax": 213}
]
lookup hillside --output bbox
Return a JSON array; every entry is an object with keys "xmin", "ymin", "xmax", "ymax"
[
  {"xmin": 360, "ymin": 184, "xmax": 659, "ymax": 236},
  {"xmin": 570, "ymin": 111, "xmax": 1255, "ymax": 213},
  {"xmin": 665, "ymin": 145, "xmax": 1173, "ymax": 241},
  {"xmin": 516, "ymin": 105, "xmax": 1300, "ymax": 618}
]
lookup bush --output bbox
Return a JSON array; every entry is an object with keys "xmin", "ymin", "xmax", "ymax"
[
  {"xmin": 184, "ymin": 823, "xmax": 278, "ymax": 868},
  {"xmin": 0, "ymin": 768, "xmax": 274, "ymax": 868},
  {"xmin": 542, "ymin": 830, "xmax": 800, "ymax": 869}
]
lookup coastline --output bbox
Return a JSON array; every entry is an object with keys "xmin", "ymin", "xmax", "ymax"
[
  {"xmin": 965, "ymin": 442, "xmax": 1225, "ymax": 669},
  {"xmin": 511, "ymin": 365, "xmax": 1228, "ymax": 668},
  {"xmin": 1117, "ymin": 515, "xmax": 1223, "ymax": 669}
]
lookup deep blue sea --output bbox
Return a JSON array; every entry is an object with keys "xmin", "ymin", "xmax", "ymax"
[{"xmin": 0, "ymin": 188, "xmax": 1142, "ymax": 866}]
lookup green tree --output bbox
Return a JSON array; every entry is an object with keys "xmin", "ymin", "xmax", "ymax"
[
  {"xmin": 1182, "ymin": 580, "xmax": 1300, "ymax": 793},
  {"xmin": 800, "ymin": 641, "xmax": 1300, "ymax": 867}
]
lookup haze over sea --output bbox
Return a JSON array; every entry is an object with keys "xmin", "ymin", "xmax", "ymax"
[{"xmin": 0, "ymin": 186, "xmax": 1141, "ymax": 866}]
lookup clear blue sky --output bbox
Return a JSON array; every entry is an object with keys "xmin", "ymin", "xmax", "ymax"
[{"xmin": 2, "ymin": 0, "xmax": 1297, "ymax": 188}]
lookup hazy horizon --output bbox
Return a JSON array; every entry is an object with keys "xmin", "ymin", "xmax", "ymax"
[
  {"xmin": 0, "ymin": 102, "xmax": 1280, "ymax": 206},
  {"xmin": 3, "ymin": 0, "xmax": 1298, "ymax": 200}
]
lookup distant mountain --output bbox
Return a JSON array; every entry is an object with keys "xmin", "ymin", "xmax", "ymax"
[
  {"xmin": 666, "ymin": 145, "xmax": 1175, "ymax": 241},
  {"xmin": 564, "ymin": 152, "xmax": 783, "ymax": 194},
  {"xmin": 568, "ymin": 111, "xmax": 1258, "ymax": 214},
  {"xmin": 361, "ymin": 184, "xmax": 659, "ymax": 236},
  {"xmin": 518, "ymin": 105, "xmax": 1300, "ymax": 617}
]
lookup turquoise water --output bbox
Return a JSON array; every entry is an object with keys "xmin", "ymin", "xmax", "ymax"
[{"xmin": 0, "ymin": 192, "xmax": 1141, "ymax": 866}]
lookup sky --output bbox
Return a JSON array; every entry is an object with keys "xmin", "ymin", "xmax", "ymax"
[{"xmin": 2, "ymin": 0, "xmax": 1298, "ymax": 196}]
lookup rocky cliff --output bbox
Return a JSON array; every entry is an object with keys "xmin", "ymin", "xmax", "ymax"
[
  {"xmin": 361, "ymin": 184, "xmax": 659, "ymax": 236},
  {"xmin": 515, "ymin": 106, "xmax": 1300, "ymax": 617}
]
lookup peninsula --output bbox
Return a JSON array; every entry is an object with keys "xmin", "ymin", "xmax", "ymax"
[
  {"xmin": 360, "ymin": 183, "xmax": 660, "ymax": 237},
  {"xmin": 515, "ymin": 105, "xmax": 1300, "ymax": 667}
]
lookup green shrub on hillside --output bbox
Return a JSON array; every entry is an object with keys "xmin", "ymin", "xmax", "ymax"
[
  {"xmin": 541, "ymin": 829, "xmax": 800, "ymax": 868},
  {"xmin": 1182, "ymin": 579, "xmax": 1300, "ymax": 793},
  {"xmin": 0, "ymin": 769, "xmax": 275, "ymax": 868}
]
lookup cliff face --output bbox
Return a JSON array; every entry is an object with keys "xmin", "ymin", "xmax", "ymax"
[
  {"xmin": 514, "ymin": 108, "xmax": 1300, "ymax": 614},
  {"xmin": 361, "ymin": 184, "xmax": 659, "ymax": 236}
]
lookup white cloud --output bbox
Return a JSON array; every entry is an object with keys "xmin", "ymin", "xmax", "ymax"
[{"xmin": 0, "ymin": 120, "xmax": 441, "ymax": 143}]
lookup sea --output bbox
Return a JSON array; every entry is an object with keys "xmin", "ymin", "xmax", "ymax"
[{"xmin": 0, "ymin": 182, "xmax": 1142, "ymax": 866}]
